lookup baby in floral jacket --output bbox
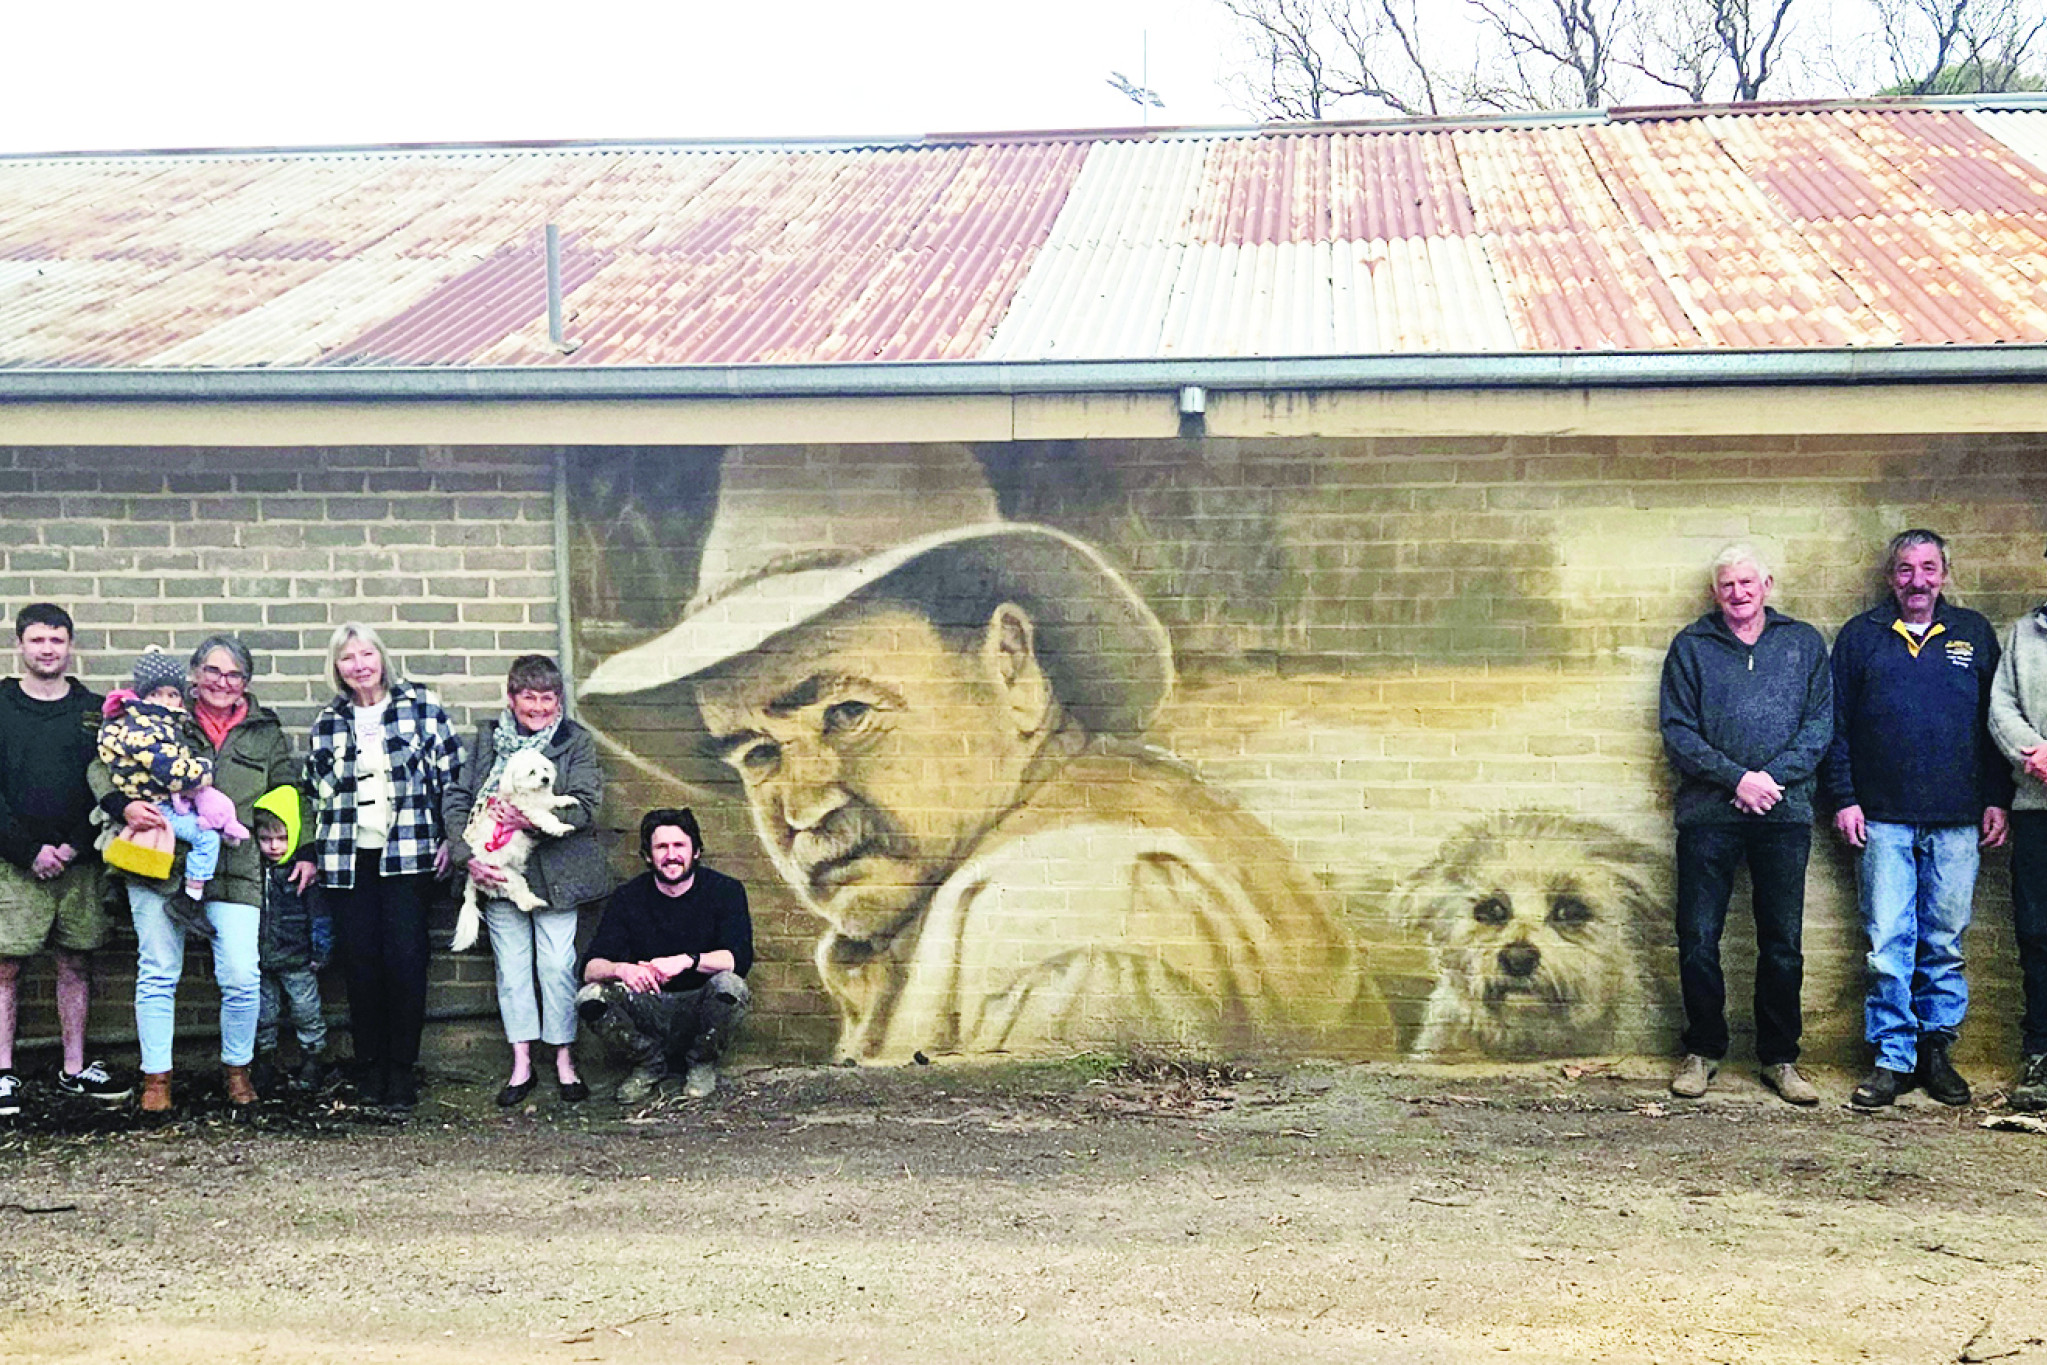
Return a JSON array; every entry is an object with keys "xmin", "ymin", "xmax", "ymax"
[{"xmin": 98, "ymin": 648, "xmax": 248, "ymax": 902}]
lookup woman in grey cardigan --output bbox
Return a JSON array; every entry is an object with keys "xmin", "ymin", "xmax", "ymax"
[{"xmin": 445, "ymin": 655, "xmax": 611, "ymax": 1106}]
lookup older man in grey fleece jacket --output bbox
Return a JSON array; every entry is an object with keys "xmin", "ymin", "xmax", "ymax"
[
  {"xmin": 1659, "ymin": 545, "xmax": 1833, "ymax": 1105},
  {"xmin": 1990, "ymin": 584, "xmax": 2047, "ymax": 1110}
]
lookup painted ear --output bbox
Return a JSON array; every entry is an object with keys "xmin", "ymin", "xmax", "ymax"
[
  {"xmin": 1389, "ymin": 864, "xmax": 1448, "ymax": 939},
  {"xmin": 981, "ymin": 601, "xmax": 1054, "ymax": 739}
]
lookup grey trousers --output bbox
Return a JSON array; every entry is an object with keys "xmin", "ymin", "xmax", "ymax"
[
  {"xmin": 577, "ymin": 971, "xmax": 750, "ymax": 1073},
  {"xmin": 483, "ymin": 900, "xmax": 580, "ymax": 1047},
  {"xmin": 258, "ymin": 966, "xmax": 328, "ymax": 1055}
]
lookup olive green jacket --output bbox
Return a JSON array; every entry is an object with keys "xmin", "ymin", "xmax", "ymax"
[{"xmin": 91, "ymin": 694, "xmax": 308, "ymax": 909}]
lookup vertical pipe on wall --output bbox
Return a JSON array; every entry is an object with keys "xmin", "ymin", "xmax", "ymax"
[
  {"xmin": 544, "ymin": 224, "xmax": 564, "ymax": 348},
  {"xmin": 553, "ymin": 446, "xmax": 576, "ymax": 710}
]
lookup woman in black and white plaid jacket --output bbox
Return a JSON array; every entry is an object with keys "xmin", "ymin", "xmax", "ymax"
[{"xmin": 305, "ymin": 622, "xmax": 462, "ymax": 1112}]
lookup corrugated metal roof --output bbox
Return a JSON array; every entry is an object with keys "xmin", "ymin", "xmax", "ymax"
[{"xmin": 8, "ymin": 102, "xmax": 2047, "ymax": 368}]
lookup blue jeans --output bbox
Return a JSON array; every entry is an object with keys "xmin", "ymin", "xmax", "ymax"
[
  {"xmin": 1859, "ymin": 821, "xmax": 1980, "ymax": 1072},
  {"xmin": 128, "ymin": 882, "xmax": 260, "ymax": 1073},
  {"xmin": 483, "ymin": 900, "xmax": 579, "ymax": 1047},
  {"xmin": 258, "ymin": 967, "xmax": 328, "ymax": 1055},
  {"xmin": 1674, "ymin": 823, "xmax": 1810, "ymax": 1066},
  {"xmin": 2008, "ymin": 811, "xmax": 2047, "ymax": 1056},
  {"xmin": 162, "ymin": 806, "xmax": 222, "ymax": 884}
]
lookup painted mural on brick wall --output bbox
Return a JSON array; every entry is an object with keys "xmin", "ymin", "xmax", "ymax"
[{"xmin": 568, "ymin": 437, "xmax": 2045, "ymax": 1067}]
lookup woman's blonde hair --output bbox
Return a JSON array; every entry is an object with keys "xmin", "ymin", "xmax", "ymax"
[{"xmin": 327, "ymin": 621, "xmax": 404, "ymax": 697}]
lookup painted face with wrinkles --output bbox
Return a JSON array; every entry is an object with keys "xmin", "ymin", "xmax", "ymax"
[{"xmin": 694, "ymin": 601, "xmax": 1041, "ymax": 944}]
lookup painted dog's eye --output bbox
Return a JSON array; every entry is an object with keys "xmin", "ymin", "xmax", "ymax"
[
  {"xmin": 1550, "ymin": 896, "xmax": 1593, "ymax": 927},
  {"xmin": 1473, "ymin": 896, "xmax": 1510, "ymax": 925}
]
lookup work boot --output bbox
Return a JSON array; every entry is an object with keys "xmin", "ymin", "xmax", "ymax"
[
  {"xmin": 1760, "ymin": 1062, "xmax": 1820, "ymax": 1106},
  {"xmin": 140, "ymin": 1071, "xmax": 174, "ymax": 1115},
  {"xmin": 616, "ymin": 1060, "xmax": 667, "ymax": 1105},
  {"xmin": 1916, "ymin": 1035, "xmax": 1972, "ymax": 1106},
  {"xmin": 2010, "ymin": 1053, "xmax": 2047, "ymax": 1112},
  {"xmin": 1669, "ymin": 1053, "xmax": 1717, "ymax": 1098},
  {"xmin": 223, "ymin": 1064, "xmax": 257, "ymax": 1107},
  {"xmin": 1851, "ymin": 1066, "xmax": 1911, "ymax": 1108},
  {"xmin": 683, "ymin": 1062, "xmax": 718, "ymax": 1099}
]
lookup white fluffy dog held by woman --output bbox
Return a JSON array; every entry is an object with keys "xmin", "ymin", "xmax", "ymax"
[{"xmin": 451, "ymin": 749, "xmax": 580, "ymax": 951}]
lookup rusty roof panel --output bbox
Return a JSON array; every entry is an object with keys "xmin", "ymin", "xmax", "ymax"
[
  {"xmin": 1330, "ymin": 131, "xmax": 1477, "ymax": 241},
  {"xmin": 8, "ymin": 105, "xmax": 2047, "ymax": 368}
]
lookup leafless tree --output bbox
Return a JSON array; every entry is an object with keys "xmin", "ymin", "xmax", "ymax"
[
  {"xmin": 1711, "ymin": 0, "xmax": 1801, "ymax": 97},
  {"xmin": 1623, "ymin": 0, "xmax": 1727, "ymax": 101},
  {"xmin": 1465, "ymin": 0, "xmax": 1633, "ymax": 109},
  {"xmin": 1217, "ymin": 0, "xmax": 1461, "ymax": 117},
  {"xmin": 1872, "ymin": 0, "xmax": 2047, "ymax": 92}
]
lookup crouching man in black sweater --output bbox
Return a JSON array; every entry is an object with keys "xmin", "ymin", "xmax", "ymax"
[{"xmin": 577, "ymin": 808, "xmax": 752, "ymax": 1103}]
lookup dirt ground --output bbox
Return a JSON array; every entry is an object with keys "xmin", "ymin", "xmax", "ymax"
[{"xmin": 3, "ymin": 1054, "xmax": 2046, "ymax": 1365}]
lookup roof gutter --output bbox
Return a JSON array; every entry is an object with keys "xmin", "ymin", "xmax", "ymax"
[{"xmin": 4, "ymin": 348, "xmax": 2047, "ymax": 402}]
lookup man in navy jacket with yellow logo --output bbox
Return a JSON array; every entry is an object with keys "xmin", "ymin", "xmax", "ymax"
[{"xmin": 1825, "ymin": 530, "xmax": 2011, "ymax": 1109}]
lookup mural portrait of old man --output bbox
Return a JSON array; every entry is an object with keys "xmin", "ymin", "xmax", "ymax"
[{"xmin": 580, "ymin": 443, "xmax": 1386, "ymax": 1062}]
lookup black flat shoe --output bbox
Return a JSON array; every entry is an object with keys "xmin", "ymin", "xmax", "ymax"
[
  {"xmin": 495, "ymin": 1076, "xmax": 538, "ymax": 1108},
  {"xmin": 558, "ymin": 1079, "xmax": 589, "ymax": 1104}
]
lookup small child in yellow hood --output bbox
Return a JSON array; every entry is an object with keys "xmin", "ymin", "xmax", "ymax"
[{"xmin": 252, "ymin": 785, "xmax": 331, "ymax": 1093}]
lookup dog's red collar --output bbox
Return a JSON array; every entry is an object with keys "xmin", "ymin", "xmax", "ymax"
[{"xmin": 484, "ymin": 819, "xmax": 520, "ymax": 854}]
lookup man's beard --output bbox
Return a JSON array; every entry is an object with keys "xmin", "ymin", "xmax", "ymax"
[{"xmin": 651, "ymin": 856, "xmax": 695, "ymax": 886}]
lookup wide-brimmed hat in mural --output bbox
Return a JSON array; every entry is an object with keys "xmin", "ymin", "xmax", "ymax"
[{"xmin": 580, "ymin": 443, "xmax": 1174, "ymax": 737}]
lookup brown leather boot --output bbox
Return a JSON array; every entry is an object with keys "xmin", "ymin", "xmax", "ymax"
[
  {"xmin": 140, "ymin": 1071, "xmax": 173, "ymax": 1114},
  {"xmin": 223, "ymin": 1064, "xmax": 257, "ymax": 1106}
]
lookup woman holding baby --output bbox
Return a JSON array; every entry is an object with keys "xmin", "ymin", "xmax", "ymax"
[
  {"xmin": 305, "ymin": 623, "xmax": 462, "ymax": 1112},
  {"xmin": 92, "ymin": 636, "xmax": 313, "ymax": 1115},
  {"xmin": 443, "ymin": 654, "xmax": 608, "ymax": 1107}
]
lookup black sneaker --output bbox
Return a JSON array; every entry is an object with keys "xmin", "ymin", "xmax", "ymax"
[
  {"xmin": 1916, "ymin": 1036, "xmax": 1972, "ymax": 1107},
  {"xmin": 294, "ymin": 1055, "xmax": 329, "ymax": 1092},
  {"xmin": 353, "ymin": 1063, "xmax": 389, "ymax": 1107},
  {"xmin": 0, "ymin": 1070, "xmax": 20, "ymax": 1117},
  {"xmin": 2011, "ymin": 1053, "xmax": 2047, "ymax": 1112},
  {"xmin": 386, "ymin": 1068, "xmax": 419, "ymax": 1111},
  {"xmin": 1851, "ymin": 1066, "xmax": 1911, "ymax": 1108},
  {"xmin": 56, "ymin": 1060, "xmax": 132, "ymax": 1103}
]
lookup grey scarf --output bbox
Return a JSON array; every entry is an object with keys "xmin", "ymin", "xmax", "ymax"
[{"xmin": 477, "ymin": 708, "xmax": 561, "ymax": 803}]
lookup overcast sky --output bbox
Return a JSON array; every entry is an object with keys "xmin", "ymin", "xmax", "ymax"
[{"xmin": 1, "ymin": 0, "xmax": 1254, "ymax": 155}]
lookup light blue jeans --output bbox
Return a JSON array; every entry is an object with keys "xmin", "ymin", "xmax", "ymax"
[
  {"xmin": 128, "ymin": 882, "xmax": 260, "ymax": 1073},
  {"xmin": 483, "ymin": 900, "xmax": 580, "ymax": 1047},
  {"xmin": 1860, "ymin": 821, "xmax": 1980, "ymax": 1073},
  {"xmin": 161, "ymin": 805, "xmax": 222, "ymax": 884}
]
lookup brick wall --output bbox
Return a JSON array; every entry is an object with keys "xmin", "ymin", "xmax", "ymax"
[
  {"xmin": 8, "ymin": 432, "xmax": 2047, "ymax": 1074},
  {"xmin": 575, "ymin": 433, "xmax": 2047, "ymax": 1071},
  {"xmin": 1, "ymin": 444, "xmax": 563, "ymax": 1055}
]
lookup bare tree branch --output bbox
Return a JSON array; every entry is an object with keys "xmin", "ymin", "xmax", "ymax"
[
  {"xmin": 1467, "ymin": 0, "xmax": 1632, "ymax": 107},
  {"xmin": 1623, "ymin": 0, "xmax": 1727, "ymax": 100},
  {"xmin": 1873, "ymin": 0, "xmax": 2047, "ymax": 92},
  {"xmin": 1714, "ymin": 0, "xmax": 1801, "ymax": 98},
  {"xmin": 1215, "ymin": 0, "xmax": 1851, "ymax": 117}
]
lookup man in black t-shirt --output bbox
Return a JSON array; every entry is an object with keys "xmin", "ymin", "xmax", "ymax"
[
  {"xmin": 0, "ymin": 603, "xmax": 127, "ymax": 1115},
  {"xmin": 577, "ymin": 807, "xmax": 752, "ymax": 1103}
]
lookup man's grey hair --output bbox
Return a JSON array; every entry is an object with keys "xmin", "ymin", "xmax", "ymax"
[
  {"xmin": 326, "ymin": 621, "xmax": 405, "ymax": 696},
  {"xmin": 1710, "ymin": 543, "xmax": 1771, "ymax": 582},
  {"xmin": 1885, "ymin": 528, "xmax": 1950, "ymax": 575}
]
